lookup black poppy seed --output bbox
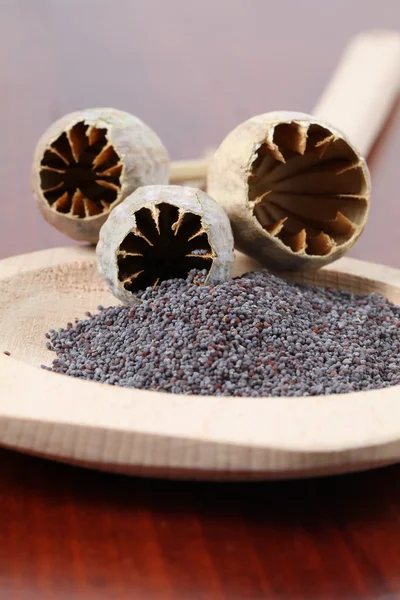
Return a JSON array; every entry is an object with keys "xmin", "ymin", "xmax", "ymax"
[
  {"xmin": 43, "ymin": 269, "xmax": 400, "ymax": 397},
  {"xmin": 3, "ymin": 351, "xmax": 10, "ymax": 356}
]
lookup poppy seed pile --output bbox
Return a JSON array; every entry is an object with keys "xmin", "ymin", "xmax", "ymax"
[{"xmin": 43, "ymin": 269, "xmax": 400, "ymax": 397}]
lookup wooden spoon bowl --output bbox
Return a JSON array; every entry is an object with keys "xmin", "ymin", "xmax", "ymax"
[{"xmin": 0, "ymin": 246, "xmax": 399, "ymax": 480}]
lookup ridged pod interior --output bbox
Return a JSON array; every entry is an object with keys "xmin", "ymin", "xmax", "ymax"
[
  {"xmin": 33, "ymin": 108, "xmax": 170, "ymax": 244},
  {"xmin": 117, "ymin": 202, "xmax": 214, "ymax": 292},
  {"xmin": 207, "ymin": 112, "xmax": 371, "ymax": 271},
  {"xmin": 97, "ymin": 185, "xmax": 235, "ymax": 304},
  {"xmin": 40, "ymin": 122, "xmax": 122, "ymax": 219},
  {"xmin": 248, "ymin": 121, "xmax": 369, "ymax": 257}
]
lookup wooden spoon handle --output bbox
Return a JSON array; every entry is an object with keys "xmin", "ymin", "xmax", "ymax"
[
  {"xmin": 169, "ymin": 30, "xmax": 400, "ymax": 183},
  {"xmin": 312, "ymin": 30, "xmax": 400, "ymax": 156},
  {"xmin": 169, "ymin": 158, "xmax": 209, "ymax": 184}
]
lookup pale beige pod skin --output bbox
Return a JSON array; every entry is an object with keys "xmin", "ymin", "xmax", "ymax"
[
  {"xmin": 32, "ymin": 108, "xmax": 169, "ymax": 244},
  {"xmin": 97, "ymin": 185, "xmax": 235, "ymax": 305},
  {"xmin": 208, "ymin": 111, "xmax": 371, "ymax": 271}
]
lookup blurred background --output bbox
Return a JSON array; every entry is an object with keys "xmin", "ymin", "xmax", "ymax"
[{"xmin": 0, "ymin": 0, "xmax": 399, "ymax": 265}]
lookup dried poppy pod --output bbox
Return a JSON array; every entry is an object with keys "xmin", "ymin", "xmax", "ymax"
[
  {"xmin": 32, "ymin": 108, "xmax": 169, "ymax": 243},
  {"xmin": 208, "ymin": 111, "xmax": 371, "ymax": 271},
  {"xmin": 97, "ymin": 185, "xmax": 234, "ymax": 305}
]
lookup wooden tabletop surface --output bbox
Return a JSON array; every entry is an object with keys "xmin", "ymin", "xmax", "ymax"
[{"xmin": 0, "ymin": 1, "xmax": 400, "ymax": 598}]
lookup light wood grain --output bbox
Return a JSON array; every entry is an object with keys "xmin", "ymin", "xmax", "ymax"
[
  {"xmin": 0, "ymin": 246, "xmax": 398, "ymax": 480},
  {"xmin": 313, "ymin": 30, "xmax": 400, "ymax": 155}
]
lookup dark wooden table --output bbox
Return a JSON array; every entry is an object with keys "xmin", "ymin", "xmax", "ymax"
[{"xmin": 0, "ymin": 1, "xmax": 399, "ymax": 598}]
